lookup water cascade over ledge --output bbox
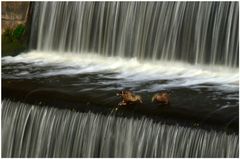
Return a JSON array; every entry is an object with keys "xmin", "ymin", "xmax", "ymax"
[
  {"xmin": 30, "ymin": 2, "xmax": 239, "ymax": 67},
  {"xmin": 2, "ymin": 1, "xmax": 239, "ymax": 158},
  {"xmin": 2, "ymin": 100, "xmax": 239, "ymax": 158}
]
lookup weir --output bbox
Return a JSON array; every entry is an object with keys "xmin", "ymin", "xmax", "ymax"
[
  {"xmin": 2, "ymin": 100, "xmax": 239, "ymax": 158},
  {"xmin": 2, "ymin": 1, "xmax": 239, "ymax": 158},
  {"xmin": 30, "ymin": 2, "xmax": 239, "ymax": 67}
]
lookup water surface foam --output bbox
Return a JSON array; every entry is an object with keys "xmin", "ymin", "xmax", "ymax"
[{"xmin": 2, "ymin": 51, "xmax": 239, "ymax": 91}]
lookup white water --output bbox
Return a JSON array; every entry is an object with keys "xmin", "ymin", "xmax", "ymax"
[
  {"xmin": 30, "ymin": 2, "xmax": 239, "ymax": 67},
  {"xmin": 6, "ymin": 1, "xmax": 237, "ymax": 92},
  {"xmin": 2, "ymin": 51, "xmax": 239, "ymax": 92},
  {"xmin": 2, "ymin": 2, "xmax": 239, "ymax": 158},
  {"xmin": 2, "ymin": 99, "xmax": 239, "ymax": 158}
]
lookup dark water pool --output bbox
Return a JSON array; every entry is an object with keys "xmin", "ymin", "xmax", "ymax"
[{"xmin": 2, "ymin": 53, "xmax": 239, "ymax": 132}]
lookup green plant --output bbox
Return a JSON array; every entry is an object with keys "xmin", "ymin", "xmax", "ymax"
[
  {"xmin": 2, "ymin": 24, "xmax": 27, "ymax": 56},
  {"xmin": 13, "ymin": 24, "xmax": 25, "ymax": 40},
  {"xmin": 2, "ymin": 28, "xmax": 13, "ymax": 42},
  {"xmin": 2, "ymin": 24, "xmax": 26, "ymax": 42}
]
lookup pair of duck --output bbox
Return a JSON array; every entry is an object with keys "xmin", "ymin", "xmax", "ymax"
[{"xmin": 116, "ymin": 90, "xmax": 170, "ymax": 106}]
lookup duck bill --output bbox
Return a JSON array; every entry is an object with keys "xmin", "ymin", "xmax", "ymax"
[
  {"xmin": 116, "ymin": 93, "xmax": 120, "ymax": 96},
  {"xmin": 151, "ymin": 96, "xmax": 156, "ymax": 102}
]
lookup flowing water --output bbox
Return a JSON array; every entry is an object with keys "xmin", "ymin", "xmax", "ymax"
[
  {"xmin": 30, "ymin": 1, "xmax": 239, "ymax": 67},
  {"xmin": 2, "ymin": 100, "xmax": 239, "ymax": 158},
  {"xmin": 2, "ymin": 1, "xmax": 239, "ymax": 158},
  {"xmin": 2, "ymin": 51, "xmax": 239, "ymax": 131}
]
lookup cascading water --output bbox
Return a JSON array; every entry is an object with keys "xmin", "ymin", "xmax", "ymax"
[
  {"xmin": 2, "ymin": 100, "xmax": 239, "ymax": 158},
  {"xmin": 2, "ymin": 1, "xmax": 239, "ymax": 158},
  {"xmin": 30, "ymin": 1, "xmax": 239, "ymax": 67}
]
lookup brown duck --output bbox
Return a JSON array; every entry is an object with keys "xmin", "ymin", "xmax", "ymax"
[
  {"xmin": 116, "ymin": 90, "xmax": 143, "ymax": 106},
  {"xmin": 152, "ymin": 92, "xmax": 170, "ymax": 105}
]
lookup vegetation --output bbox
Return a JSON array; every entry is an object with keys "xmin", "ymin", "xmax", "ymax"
[{"xmin": 2, "ymin": 24, "xmax": 27, "ymax": 56}]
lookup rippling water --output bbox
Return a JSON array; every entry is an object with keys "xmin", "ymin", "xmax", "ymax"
[
  {"xmin": 2, "ymin": 51, "xmax": 239, "ymax": 131},
  {"xmin": 2, "ymin": 1, "xmax": 239, "ymax": 158},
  {"xmin": 2, "ymin": 51, "xmax": 239, "ymax": 89}
]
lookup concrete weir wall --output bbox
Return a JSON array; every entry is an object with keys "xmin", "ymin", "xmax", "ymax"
[
  {"xmin": 2, "ymin": 2, "xmax": 33, "ymax": 56},
  {"xmin": 2, "ymin": 2, "xmax": 30, "ymax": 33}
]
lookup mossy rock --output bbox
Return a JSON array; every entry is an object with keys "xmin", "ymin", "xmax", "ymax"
[
  {"xmin": 2, "ymin": 40, "xmax": 27, "ymax": 56},
  {"xmin": 2, "ymin": 24, "xmax": 27, "ymax": 56}
]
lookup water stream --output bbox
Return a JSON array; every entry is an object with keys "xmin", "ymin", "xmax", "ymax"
[
  {"xmin": 30, "ymin": 2, "xmax": 239, "ymax": 67},
  {"xmin": 2, "ymin": 100, "xmax": 239, "ymax": 158},
  {"xmin": 2, "ymin": 1, "xmax": 239, "ymax": 157}
]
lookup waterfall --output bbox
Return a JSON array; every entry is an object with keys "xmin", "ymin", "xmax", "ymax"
[
  {"xmin": 30, "ymin": 2, "xmax": 239, "ymax": 67},
  {"xmin": 3, "ymin": 2, "xmax": 239, "ymax": 158},
  {"xmin": 2, "ymin": 100, "xmax": 239, "ymax": 158}
]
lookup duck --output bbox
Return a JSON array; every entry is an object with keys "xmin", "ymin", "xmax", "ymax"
[
  {"xmin": 152, "ymin": 92, "xmax": 170, "ymax": 105},
  {"xmin": 116, "ymin": 90, "xmax": 143, "ymax": 106}
]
